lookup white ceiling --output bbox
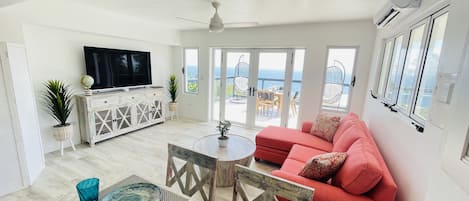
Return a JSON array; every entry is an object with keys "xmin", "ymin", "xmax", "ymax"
[
  {"xmin": 0, "ymin": 0, "xmax": 27, "ymax": 7},
  {"xmin": 75, "ymin": 0, "xmax": 387, "ymax": 30}
]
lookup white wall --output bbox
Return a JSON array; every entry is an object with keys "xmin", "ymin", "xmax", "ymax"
[
  {"xmin": 22, "ymin": 24, "xmax": 174, "ymax": 153},
  {"xmin": 362, "ymin": 0, "xmax": 469, "ymax": 200},
  {"xmin": 178, "ymin": 20, "xmax": 377, "ymax": 123},
  {"xmin": 0, "ymin": 0, "xmax": 180, "ymax": 45},
  {"xmin": 0, "ymin": 0, "xmax": 180, "ymax": 154}
]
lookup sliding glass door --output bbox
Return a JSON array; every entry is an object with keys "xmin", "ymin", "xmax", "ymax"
[{"xmin": 213, "ymin": 48, "xmax": 304, "ymax": 128}]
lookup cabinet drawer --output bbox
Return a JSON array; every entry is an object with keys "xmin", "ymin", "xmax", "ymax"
[
  {"xmin": 146, "ymin": 90, "xmax": 163, "ymax": 98},
  {"xmin": 90, "ymin": 97, "xmax": 119, "ymax": 108},
  {"xmin": 122, "ymin": 94, "xmax": 144, "ymax": 103}
]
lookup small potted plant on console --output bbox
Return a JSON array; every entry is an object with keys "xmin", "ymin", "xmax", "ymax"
[{"xmin": 217, "ymin": 120, "xmax": 231, "ymax": 147}]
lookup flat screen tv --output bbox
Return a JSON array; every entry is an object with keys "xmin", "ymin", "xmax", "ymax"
[{"xmin": 84, "ymin": 46, "xmax": 152, "ymax": 89}]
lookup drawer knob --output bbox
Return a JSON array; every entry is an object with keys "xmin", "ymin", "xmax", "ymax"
[
  {"xmin": 132, "ymin": 97, "xmax": 135, "ymax": 99},
  {"xmin": 104, "ymin": 101, "xmax": 108, "ymax": 103}
]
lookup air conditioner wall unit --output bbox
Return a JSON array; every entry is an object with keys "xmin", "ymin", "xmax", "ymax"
[
  {"xmin": 374, "ymin": 0, "xmax": 422, "ymax": 28},
  {"xmin": 373, "ymin": 3, "xmax": 401, "ymax": 28},
  {"xmin": 391, "ymin": 0, "xmax": 422, "ymax": 8}
]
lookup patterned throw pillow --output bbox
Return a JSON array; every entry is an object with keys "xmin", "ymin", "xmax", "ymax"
[
  {"xmin": 299, "ymin": 152, "xmax": 348, "ymax": 182},
  {"xmin": 310, "ymin": 113, "xmax": 341, "ymax": 142}
]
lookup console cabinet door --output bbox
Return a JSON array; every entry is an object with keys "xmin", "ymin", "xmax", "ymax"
[
  {"xmin": 149, "ymin": 98, "xmax": 164, "ymax": 123},
  {"xmin": 93, "ymin": 108, "xmax": 114, "ymax": 140},
  {"xmin": 135, "ymin": 101, "xmax": 151, "ymax": 126},
  {"xmin": 114, "ymin": 104, "xmax": 133, "ymax": 133}
]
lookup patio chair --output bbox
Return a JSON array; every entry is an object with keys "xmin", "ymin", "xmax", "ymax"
[
  {"xmin": 323, "ymin": 60, "xmax": 345, "ymax": 108},
  {"xmin": 257, "ymin": 90, "xmax": 276, "ymax": 116},
  {"xmin": 290, "ymin": 91, "xmax": 299, "ymax": 116},
  {"xmin": 166, "ymin": 143, "xmax": 218, "ymax": 201},
  {"xmin": 232, "ymin": 165, "xmax": 314, "ymax": 201},
  {"xmin": 232, "ymin": 55, "xmax": 250, "ymax": 102}
]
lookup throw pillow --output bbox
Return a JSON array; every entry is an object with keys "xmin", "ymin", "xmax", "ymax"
[
  {"xmin": 310, "ymin": 113, "xmax": 341, "ymax": 142},
  {"xmin": 299, "ymin": 152, "xmax": 348, "ymax": 182}
]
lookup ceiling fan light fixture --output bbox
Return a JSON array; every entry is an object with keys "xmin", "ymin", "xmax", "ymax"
[
  {"xmin": 209, "ymin": 1, "xmax": 224, "ymax": 33},
  {"xmin": 209, "ymin": 12, "xmax": 224, "ymax": 32}
]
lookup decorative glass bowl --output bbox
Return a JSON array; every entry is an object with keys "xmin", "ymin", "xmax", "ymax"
[{"xmin": 101, "ymin": 183, "xmax": 161, "ymax": 201}]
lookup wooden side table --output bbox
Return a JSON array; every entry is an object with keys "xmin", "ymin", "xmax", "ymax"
[{"xmin": 193, "ymin": 134, "xmax": 256, "ymax": 187}]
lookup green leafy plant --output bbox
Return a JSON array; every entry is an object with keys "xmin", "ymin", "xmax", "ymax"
[
  {"xmin": 217, "ymin": 120, "xmax": 231, "ymax": 140},
  {"xmin": 168, "ymin": 74, "xmax": 178, "ymax": 103},
  {"xmin": 44, "ymin": 80, "xmax": 73, "ymax": 127}
]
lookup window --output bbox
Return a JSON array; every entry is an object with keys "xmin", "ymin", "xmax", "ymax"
[
  {"xmin": 376, "ymin": 8, "xmax": 449, "ymax": 124},
  {"xmin": 397, "ymin": 24, "xmax": 427, "ymax": 112},
  {"xmin": 414, "ymin": 13, "xmax": 449, "ymax": 120},
  {"xmin": 184, "ymin": 48, "xmax": 199, "ymax": 93},
  {"xmin": 377, "ymin": 40, "xmax": 394, "ymax": 96},
  {"xmin": 321, "ymin": 47, "xmax": 357, "ymax": 112},
  {"xmin": 384, "ymin": 35, "xmax": 405, "ymax": 102}
]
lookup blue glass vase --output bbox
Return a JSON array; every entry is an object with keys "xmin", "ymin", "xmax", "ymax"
[{"xmin": 76, "ymin": 178, "xmax": 99, "ymax": 201}]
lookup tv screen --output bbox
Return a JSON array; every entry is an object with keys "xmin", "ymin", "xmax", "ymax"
[{"xmin": 84, "ymin": 46, "xmax": 152, "ymax": 89}]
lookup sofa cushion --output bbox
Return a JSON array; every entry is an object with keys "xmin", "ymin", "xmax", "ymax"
[
  {"xmin": 332, "ymin": 139, "xmax": 383, "ymax": 195},
  {"xmin": 280, "ymin": 158, "xmax": 305, "ymax": 175},
  {"xmin": 310, "ymin": 113, "xmax": 341, "ymax": 142},
  {"xmin": 299, "ymin": 152, "xmax": 347, "ymax": 182},
  {"xmin": 272, "ymin": 170, "xmax": 373, "ymax": 201},
  {"xmin": 287, "ymin": 144, "xmax": 327, "ymax": 163},
  {"xmin": 333, "ymin": 113, "xmax": 361, "ymax": 143},
  {"xmin": 256, "ymin": 126, "xmax": 333, "ymax": 152},
  {"xmin": 333, "ymin": 124, "xmax": 367, "ymax": 152}
]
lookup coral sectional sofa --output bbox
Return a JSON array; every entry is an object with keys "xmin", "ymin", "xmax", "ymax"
[{"xmin": 254, "ymin": 113, "xmax": 397, "ymax": 201}]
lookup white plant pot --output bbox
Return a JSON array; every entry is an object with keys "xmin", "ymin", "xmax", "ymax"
[
  {"xmin": 168, "ymin": 102, "xmax": 178, "ymax": 112},
  {"xmin": 52, "ymin": 124, "xmax": 73, "ymax": 142},
  {"xmin": 218, "ymin": 137, "xmax": 229, "ymax": 148}
]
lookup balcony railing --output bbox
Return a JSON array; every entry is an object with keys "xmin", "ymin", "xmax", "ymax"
[{"xmin": 212, "ymin": 76, "xmax": 302, "ymax": 98}]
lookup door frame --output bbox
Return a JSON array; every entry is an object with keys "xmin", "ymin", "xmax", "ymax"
[
  {"xmin": 319, "ymin": 46, "xmax": 360, "ymax": 113},
  {"xmin": 216, "ymin": 48, "xmax": 296, "ymax": 128}
]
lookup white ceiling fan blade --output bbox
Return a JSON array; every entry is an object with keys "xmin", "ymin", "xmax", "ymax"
[
  {"xmin": 176, "ymin": 17, "xmax": 208, "ymax": 25},
  {"xmin": 224, "ymin": 22, "xmax": 259, "ymax": 28}
]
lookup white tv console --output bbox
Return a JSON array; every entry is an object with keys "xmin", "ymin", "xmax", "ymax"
[{"xmin": 76, "ymin": 87, "xmax": 165, "ymax": 146}]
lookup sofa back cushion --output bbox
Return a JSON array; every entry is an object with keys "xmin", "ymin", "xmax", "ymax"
[
  {"xmin": 310, "ymin": 113, "xmax": 341, "ymax": 142},
  {"xmin": 333, "ymin": 114, "xmax": 361, "ymax": 143},
  {"xmin": 332, "ymin": 124, "xmax": 367, "ymax": 152},
  {"xmin": 332, "ymin": 139, "xmax": 383, "ymax": 195}
]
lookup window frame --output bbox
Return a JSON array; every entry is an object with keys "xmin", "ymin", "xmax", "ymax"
[
  {"xmin": 382, "ymin": 34, "xmax": 408, "ymax": 104},
  {"xmin": 320, "ymin": 46, "xmax": 359, "ymax": 113},
  {"xmin": 375, "ymin": 6, "xmax": 449, "ymax": 126},
  {"xmin": 395, "ymin": 19, "xmax": 431, "ymax": 115},
  {"xmin": 183, "ymin": 47, "xmax": 199, "ymax": 94},
  {"xmin": 376, "ymin": 38, "xmax": 395, "ymax": 97},
  {"xmin": 410, "ymin": 8, "xmax": 450, "ymax": 124}
]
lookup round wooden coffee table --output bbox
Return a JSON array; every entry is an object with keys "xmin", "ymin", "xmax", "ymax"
[{"xmin": 193, "ymin": 134, "xmax": 255, "ymax": 187}]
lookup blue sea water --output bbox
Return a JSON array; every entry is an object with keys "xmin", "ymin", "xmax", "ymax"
[{"xmin": 186, "ymin": 65, "xmax": 433, "ymax": 107}]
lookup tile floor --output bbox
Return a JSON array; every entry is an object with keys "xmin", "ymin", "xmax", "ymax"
[{"xmin": 0, "ymin": 119, "xmax": 279, "ymax": 201}]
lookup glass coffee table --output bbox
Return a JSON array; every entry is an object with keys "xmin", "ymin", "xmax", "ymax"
[{"xmin": 193, "ymin": 134, "xmax": 256, "ymax": 187}]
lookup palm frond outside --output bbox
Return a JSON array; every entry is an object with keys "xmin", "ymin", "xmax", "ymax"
[{"xmin": 44, "ymin": 80, "xmax": 73, "ymax": 126}]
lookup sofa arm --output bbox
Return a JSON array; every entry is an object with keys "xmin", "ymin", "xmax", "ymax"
[
  {"xmin": 301, "ymin": 121, "xmax": 313, "ymax": 133},
  {"xmin": 271, "ymin": 170, "xmax": 372, "ymax": 201}
]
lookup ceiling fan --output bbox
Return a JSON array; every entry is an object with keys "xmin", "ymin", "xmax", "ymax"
[{"xmin": 176, "ymin": 0, "xmax": 259, "ymax": 33}]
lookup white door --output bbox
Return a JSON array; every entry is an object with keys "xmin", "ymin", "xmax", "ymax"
[{"xmin": 214, "ymin": 48, "xmax": 302, "ymax": 128}]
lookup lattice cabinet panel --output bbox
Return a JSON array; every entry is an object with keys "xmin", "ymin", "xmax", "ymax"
[
  {"xmin": 149, "ymin": 100, "xmax": 163, "ymax": 121},
  {"xmin": 94, "ymin": 109, "xmax": 113, "ymax": 137},
  {"xmin": 115, "ymin": 105, "xmax": 132, "ymax": 131}
]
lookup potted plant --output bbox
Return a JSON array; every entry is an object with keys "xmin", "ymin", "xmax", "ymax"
[
  {"xmin": 217, "ymin": 120, "xmax": 231, "ymax": 147},
  {"xmin": 44, "ymin": 80, "xmax": 74, "ymax": 142},
  {"xmin": 168, "ymin": 74, "xmax": 178, "ymax": 112}
]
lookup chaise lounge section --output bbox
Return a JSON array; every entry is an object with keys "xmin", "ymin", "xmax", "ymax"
[{"xmin": 254, "ymin": 113, "xmax": 397, "ymax": 201}]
